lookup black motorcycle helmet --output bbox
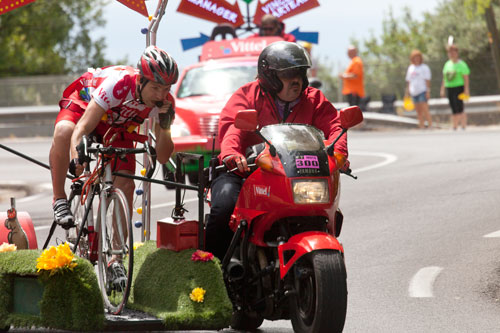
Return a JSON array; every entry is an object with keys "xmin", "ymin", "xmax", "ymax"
[{"xmin": 257, "ymin": 41, "xmax": 312, "ymax": 95}]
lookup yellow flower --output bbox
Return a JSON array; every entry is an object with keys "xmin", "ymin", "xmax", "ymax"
[
  {"xmin": 189, "ymin": 287, "xmax": 206, "ymax": 303},
  {"xmin": 0, "ymin": 242, "xmax": 17, "ymax": 252},
  {"xmin": 36, "ymin": 242, "xmax": 77, "ymax": 275},
  {"xmin": 133, "ymin": 242, "xmax": 144, "ymax": 250}
]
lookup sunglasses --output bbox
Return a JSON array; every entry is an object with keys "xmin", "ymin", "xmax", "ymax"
[{"xmin": 276, "ymin": 68, "xmax": 305, "ymax": 80}]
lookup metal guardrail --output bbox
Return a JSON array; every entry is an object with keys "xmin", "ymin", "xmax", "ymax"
[{"xmin": 1, "ymin": 95, "xmax": 500, "ymax": 138}]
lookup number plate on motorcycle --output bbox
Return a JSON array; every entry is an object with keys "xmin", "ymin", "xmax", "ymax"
[{"xmin": 295, "ymin": 155, "xmax": 320, "ymax": 169}]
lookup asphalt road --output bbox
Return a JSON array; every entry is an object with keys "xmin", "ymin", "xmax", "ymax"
[{"xmin": 2, "ymin": 126, "xmax": 500, "ymax": 332}]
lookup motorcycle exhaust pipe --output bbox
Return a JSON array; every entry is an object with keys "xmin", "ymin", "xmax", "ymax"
[{"xmin": 226, "ymin": 258, "xmax": 245, "ymax": 281}]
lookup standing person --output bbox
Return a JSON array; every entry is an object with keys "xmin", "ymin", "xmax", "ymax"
[
  {"xmin": 205, "ymin": 41, "xmax": 349, "ymax": 260},
  {"xmin": 405, "ymin": 49, "xmax": 432, "ymax": 129},
  {"xmin": 440, "ymin": 44, "xmax": 470, "ymax": 130},
  {"xmin": 339, "ymin": 46, "xmax": 365, "ymax": 107},
  {"xmin": 251, "ymin": 14, "xmax": 296, "ymax": 42},
  {"xmin": 49, "ymin": 46, "xmax": 178, "ymax": 283}
]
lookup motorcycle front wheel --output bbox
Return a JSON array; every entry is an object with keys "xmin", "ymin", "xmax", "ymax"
[{"xmin": 289, "ymin": 250, "xmax": 347, "ymax": 333}]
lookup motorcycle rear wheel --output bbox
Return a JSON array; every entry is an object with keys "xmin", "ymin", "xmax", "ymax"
[
  {"xmin": 289, "ymin": 250, "xmax": 347, "ymax": 333},
  {"xmin": 230, "ymin": 310, "xmax": 264, "ymax": 330}
]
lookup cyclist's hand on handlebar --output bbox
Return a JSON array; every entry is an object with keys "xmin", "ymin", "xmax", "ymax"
[
  {"xmin": 223, "ymin": 154, "xmax": 250, "ymax": 173},
  {"xmin": 69, "ymin": 158, "xmax": 85, "ymax": 177}
]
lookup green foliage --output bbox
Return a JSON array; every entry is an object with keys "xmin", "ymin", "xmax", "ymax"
[
  {"xmin": 316, "ymin": 59, "xmax": 340, "ymax": 102},
  {"xmin": 129, "ymin": 241, "xmax": 232, "ymax": 330},
  {"xmin": 0, "ymin": 0, "xmax": 111, "ymax": 77}
]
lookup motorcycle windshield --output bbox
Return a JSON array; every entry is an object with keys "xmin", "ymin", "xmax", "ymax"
[
  {"xmin": 261, "ymin": 124, "xmax": 325, "ymax": 152},
  {"xmin": 260, "ymin": 124, "xmax": 330, "ymax": 177}
]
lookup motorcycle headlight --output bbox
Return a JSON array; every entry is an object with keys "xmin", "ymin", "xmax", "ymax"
[{"xmin": 292, "ymin": 179, "xmax": 329, "ymax": 204}]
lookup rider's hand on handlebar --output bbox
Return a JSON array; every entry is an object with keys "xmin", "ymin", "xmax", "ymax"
[
  {"xmin": 340, "ymin": 159, "xmax": 350, "ymax": 173},
  {"xmin": 223, "ymin": 154, "xmax": 250, "ymax": 174},
  {"xmin": 68, "ymin": 158, "xmax": 85, "ymax": 177}
]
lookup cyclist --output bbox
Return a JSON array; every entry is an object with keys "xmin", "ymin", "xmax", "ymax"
[
  {"xmin": 205, "ymin": 41, "xmax": 348, "ymax": 259},
  {"xmin": 49, "ymin": 45, "xmax": 178, "ymax": 284}
]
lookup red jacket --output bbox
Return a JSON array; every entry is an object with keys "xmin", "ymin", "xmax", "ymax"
[{"xmin": 218, "ymin": 81, "xmax": 347, "ymax": 162}]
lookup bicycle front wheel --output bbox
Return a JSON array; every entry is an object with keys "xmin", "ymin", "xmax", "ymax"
[
  {"xmin": 96, "ymin": 187, "xmax": 133, "ymax": 315},
  {"xmin": 67, "ymin": 185, "xmax": 92, "ymax": 260}
]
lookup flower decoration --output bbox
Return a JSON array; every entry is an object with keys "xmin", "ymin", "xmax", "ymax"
[
  {"xmin": 189, "ymin": 287, "xmax": 206, "ymax": 303},
  {"xmin": 0, "ymin": 242, "xmax": 17, "ymax": 253},
  {"xmin": 191, "ymin": 249, "xmax": 214, "ymax": 262},
  {"xmin": 133, "ymin": 242, "xmax": 144, "ymax": 250},
  {"xmin": 36, "ymin": 242, "xmax": 77, "ymax": 276}
]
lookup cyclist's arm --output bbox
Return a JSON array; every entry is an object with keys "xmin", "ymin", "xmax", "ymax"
[
  {"xmin": 70, "ymin": 100, "xmax": 106, "ymax": 161},
  {"xmin": 154, "ymin": 101, "xmax": 174, "ymax": 164}
]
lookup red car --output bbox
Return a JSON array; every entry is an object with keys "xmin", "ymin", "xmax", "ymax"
[{"xmin": 169, "ymin": 36, "xmax": 283, "ymax": 183}]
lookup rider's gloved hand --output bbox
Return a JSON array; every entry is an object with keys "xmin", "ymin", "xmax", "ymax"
[
  {"xmin": 68, "ymin": 158, "xmax": 84, "ymax": 177},
  {"xmin": 157, "ymin": 100, "xmax": 175, "ymax": 130},
  {"xmin": 340, "ymin": 159, "xmax": 350, "ymax": 173},
  {"xmin": 223, "ymin": 154, "xmax": 250, "ymax": 175}
]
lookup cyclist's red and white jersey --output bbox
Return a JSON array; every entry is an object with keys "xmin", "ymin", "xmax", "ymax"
[
  {"xmin": 91, "ymin": 66, "xmax": 158, "ymax": 125},
  {"xmin": 62, "ymin": 65, "xmax": 168, "ymax": 127}
]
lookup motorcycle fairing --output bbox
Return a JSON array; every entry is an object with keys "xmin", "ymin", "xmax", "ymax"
[
  {"xmin": 260, "ymin": 123, "xmax": 330, "ymax": 178},
  {"xmin": 277, "ymin": 231, "xmax": 343, "ymax": 279}
]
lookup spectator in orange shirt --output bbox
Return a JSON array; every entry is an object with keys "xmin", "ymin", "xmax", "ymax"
[{"xmin": 339, "ymin": 45, "xmax": 365, "ymax": 106}]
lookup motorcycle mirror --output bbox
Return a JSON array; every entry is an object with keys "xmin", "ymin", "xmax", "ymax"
[
  {"xmin": 340, "ymin": 106, "xmax": 363, "ymax": 129},
  {"xmin": 234, "ymin": 109, "xmax": 258, "ymax": 131}
]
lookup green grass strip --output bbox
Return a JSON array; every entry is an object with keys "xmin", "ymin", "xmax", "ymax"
[{"xmin": 129, "ymin": 241, "xmax": 232, "ymax": 330}]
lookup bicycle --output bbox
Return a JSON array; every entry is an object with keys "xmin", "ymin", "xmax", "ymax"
[{"xmin": 45, "ymin": 131, "xmax": 156, "ymax": 315}]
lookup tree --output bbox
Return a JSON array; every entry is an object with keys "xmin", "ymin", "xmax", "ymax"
[
  {"xmin": 464, "ymin": 0, "xmax": 500, "ymax": 92},
  {"xmin": 0, "ymin": 0, "xmax": 110, "ymax": 77}
]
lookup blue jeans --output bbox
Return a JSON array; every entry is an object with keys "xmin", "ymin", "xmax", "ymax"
[
  {"xmin": 412, "ymin": 91, "xmax": 427, "ymax": 103},
  {"xmin": 205, "ymin": 172, "xmax": 243, "ymax": 260}
]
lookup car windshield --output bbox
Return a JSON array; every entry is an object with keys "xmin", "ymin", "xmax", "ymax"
[
  {"xmin": 176, "ymin": 62, "xmax": 257, "ymax": 98},
  {"xmin": 260, "ymin": 124, "xmax": 325, "ymax": 152}
]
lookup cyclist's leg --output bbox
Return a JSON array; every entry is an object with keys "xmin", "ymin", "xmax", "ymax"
[
  {"xmin": 50, "ymin": 120, "xmax": 75, "ymax": 200},
  {"xmin": 51, "ymin": 106, "xmax": 82, "ymax": 225}
]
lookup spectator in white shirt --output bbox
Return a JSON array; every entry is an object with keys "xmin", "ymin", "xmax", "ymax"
[{"xmin": 405, "ymin": 49, "xmax": 432, "ymax": 128}]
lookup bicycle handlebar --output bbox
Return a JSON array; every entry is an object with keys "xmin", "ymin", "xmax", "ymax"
[{"xmin": 78, "ymin": 135, "xmax": 157, "ymax": 178}]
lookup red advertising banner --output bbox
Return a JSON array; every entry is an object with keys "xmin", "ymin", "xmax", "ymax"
[
  {"xmin": 117, "ymin": 0, "xmax": 149, "ymax": 17},
  {"xmin": 177, "ymin": 0, "xmax": 245, "ymax": 27},
  {"xmin": 0, "ymin": 0, "xmax": 36, "ymax": 15},
  {"xmin": 200, "ymin": 36, "xmax": 282, "ymax": 61},
  {"xmin": 253, "ymin": 0, "xmax": 320, "ymax": 24}
]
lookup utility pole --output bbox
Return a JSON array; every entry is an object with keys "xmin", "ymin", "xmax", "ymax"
[{"xmin": 484, "ymin": 4, "xmax": 500, "ymax": 92}]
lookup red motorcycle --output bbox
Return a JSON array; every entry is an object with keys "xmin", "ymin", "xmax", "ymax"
[{"xmin": 213, "ymin": 106, "xmax": 363, "ymax": 332}]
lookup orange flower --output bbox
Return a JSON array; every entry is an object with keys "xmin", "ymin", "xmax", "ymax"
[
  {"xmin": 191, "ymin": 249, "xmax": 214, "ymax": 262},
  {"xmin": 0, "ymin": 242, "xmax": 17, "ymax": 253}
]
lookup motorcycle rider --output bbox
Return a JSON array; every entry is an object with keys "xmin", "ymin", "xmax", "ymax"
[{"xmin": 205, "ymin": 41, "xmax": 348, "ymax": 259}]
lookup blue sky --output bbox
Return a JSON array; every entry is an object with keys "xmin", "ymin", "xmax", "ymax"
[{"xmin": 98, "ymin": 0, "xmax": 440, "ymax": 73}]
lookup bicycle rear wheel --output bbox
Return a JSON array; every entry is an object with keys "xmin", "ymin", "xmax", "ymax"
[{"xmin": 96, "ymin": 187, "xmax": 133, "ymax": 315}]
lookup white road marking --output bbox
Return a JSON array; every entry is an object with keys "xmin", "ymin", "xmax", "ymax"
[
  {"xmin": 350, "ymin": 151, "xmax": 398, "ymax": 173},
  {"xmin": 484, "ymin": 230, "xmax": 500, "ymax": 238},
  {"xmin": 409, "ymin": 266, "xmax": 443, "ymax": 298},
  {"xmin": 35, "ymin": 225, "xmax": 52, "ymax": 231}
]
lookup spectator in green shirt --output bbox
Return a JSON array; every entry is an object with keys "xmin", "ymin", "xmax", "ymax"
[{"xmin": 440, "ymin": 44, "xmax": 470, "ymax": 130}]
